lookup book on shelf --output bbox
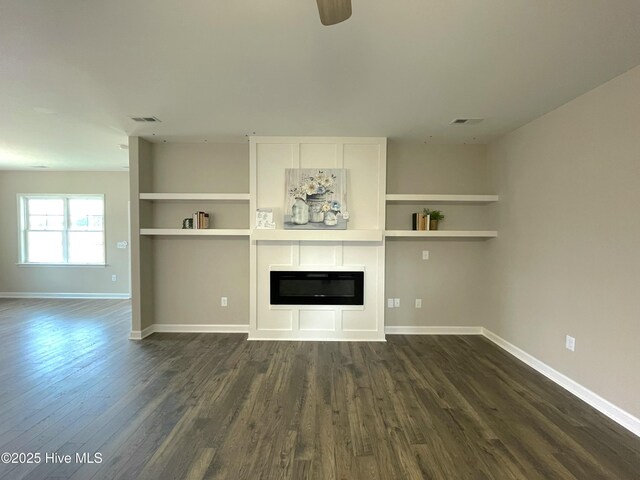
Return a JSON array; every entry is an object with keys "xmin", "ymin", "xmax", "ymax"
[
  {"xmin": 412, "ymin": 213, "xmax": 431, "ymax": 231},
  {"xmin": 192, "ymin": 211, "xmax": 211, "ymax": 229}
]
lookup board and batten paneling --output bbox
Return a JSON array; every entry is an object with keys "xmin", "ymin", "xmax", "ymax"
[{"xmin": 250, "ymin": 137, "xmax": 386, "ymax": 341}]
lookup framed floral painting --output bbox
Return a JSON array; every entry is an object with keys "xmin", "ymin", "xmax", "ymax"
[{"xmin": 284, "ymin": 169, "xmax": 348, "ymax": 230}]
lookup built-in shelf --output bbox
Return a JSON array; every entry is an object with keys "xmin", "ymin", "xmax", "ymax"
[
  {"xmin": 139, "ymin": 193, "xmax": 250, "ymax": 201},
  {"xmin": 384, "ymin": 230, "xmax": 497, "ymax": 238},
  {"xmin": 385, "ymin": 194, "xmax": 499, "ymax": 204},
  {"xmin": 251, "ymin": 229, "xmax": 383, "ymax": 242},
  {"xmin": 140, "ymin": 228, "xmax": 250, "ymax": 236}
]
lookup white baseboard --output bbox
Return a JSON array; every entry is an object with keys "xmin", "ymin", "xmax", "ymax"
[
  {"xmin": 129, "ymin": 324, "xmax": 155, "ymax": 340},
  {"xmin": 152, "ymin": 324, "xmax": 249, "ymax": 334},
  {"xmin": 0, "ymin": 292, "xmax": 131, "ymax": 299},
  {"xmin": 385, "ymin": 326, "xmax": 483, "ymax": 335},
  {"xmin": 482, "ymin": 328, "xmax": 640, "ymax": 438},
  {"xmin": 129, "ymin": 324, "xmax": 248, "ymax": 340}
]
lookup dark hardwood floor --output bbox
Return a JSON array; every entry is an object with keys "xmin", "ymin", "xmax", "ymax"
[{"xmin": 0, "ymin": 299, "xmax": 638, "ymax": 479}]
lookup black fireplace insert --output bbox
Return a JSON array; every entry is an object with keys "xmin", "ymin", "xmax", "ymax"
[{"xmin": 270, "ymin": 270, "xmax": 364, "ymax": 305}]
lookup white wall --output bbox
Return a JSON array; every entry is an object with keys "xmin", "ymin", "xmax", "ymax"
[
  {"xmin": 0, "ymin": 171, "xmax": 130, "ymax": 296},
  {"xmin": 487, "ymin": 65, "xmax": 640, "ymax": 418}
]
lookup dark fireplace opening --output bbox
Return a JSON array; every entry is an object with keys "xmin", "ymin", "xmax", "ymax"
[{"xmin": 270, "ymin": 271, "xmax": 364, "ymax": 306}]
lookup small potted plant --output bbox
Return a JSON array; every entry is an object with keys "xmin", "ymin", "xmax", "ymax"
[{"xmin": 423, "ymin": 209, "xmax": 445, "ymax": 230}]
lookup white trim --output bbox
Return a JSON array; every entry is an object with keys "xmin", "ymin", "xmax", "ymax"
[
  {"xmin": 140, "ymin": 228, "xmax": 250, "ymax": 236},
  {"xmin": 384, "ymin": 230, "xmax": 497, "ymax": 238},
  {"xmin": 385, "ymin": 194, "xmax": 499, "ymax": 204},
  {"xmin": 269, "ymin": 264, "xmax": 365, "ymax": 272},
  {"xmin": 251, "ymin": 229, "xmax": 383, "ymax": 242},
  {"xmin": 247, "ymin": 336, "xmax": 386, "ymax": 342},
  {"xmin": 17, "ymin": 193, "xmax": 106, "ymax": 265},
  {"xmin": 0, "ymin": 292, "xmax": 130, "ymax": 299},
  {"xmin": 129, "ymin": 325, "xmax": 155, "ymax": 340},
  {"xmin": 250, "ymin": 136, "xmax": 387, "ymax": 145},
  {"xmin": 139, "ymin": 193, "xmax": 250, "ymax": 201},
  {"xmin": 482, "ymin": 328, "xmax": 640, "ymax": 438},
  {"xmin": 385, "ymin": 326, "xmax": 483, "ymax": 335},
  {"xmin": 153, "ymin": 324, "xmax": 249, "ymax": 334}
]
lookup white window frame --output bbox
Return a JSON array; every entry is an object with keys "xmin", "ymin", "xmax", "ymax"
[{"xmin": 18, "ymin": 194, "xmax": 106, "ymax": 266}]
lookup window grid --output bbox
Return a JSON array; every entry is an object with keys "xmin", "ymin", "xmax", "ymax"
[{"xmin": 19, "ymin": 194, "xmax": 105, "ymax": 265}]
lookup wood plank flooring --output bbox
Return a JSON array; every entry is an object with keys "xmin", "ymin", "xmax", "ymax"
[{"xmin": 0, "ymin": 299, "xmax": 638, "ymax": 479}]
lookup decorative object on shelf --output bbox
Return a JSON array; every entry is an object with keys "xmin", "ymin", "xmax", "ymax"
[
  {"xmin": 424, "ymin": 209, "xmax": 444, "ymax": 230},
  {"xmin": 182, "ymin": 218, "xmax": 193, "ymax": 229},
  {"xmin": 291, "ymin": 198, "xmax": 309, "ymax": 225},
  {"xmin": 255, "ymin": 208, "xmax": 276, "ymax": 229},
  {"xmin": 192, "ymin": 211, "xmax": 210, "ymax": 229},
  {"xmin": 284, "ymin": 168, "xmax": 348, "ymax": 230}
]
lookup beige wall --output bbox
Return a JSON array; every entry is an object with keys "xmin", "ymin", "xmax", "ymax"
[
  {"xmin": 487, "ymin": 66, "xmax": 640, "ymax": 417},
  {"xmin": 0, "ymin": 171, "xmax": 130, "ymax": 295},
  {"xmin": 137, "ymin": 142, "xmax": 250, "ymax": 326},
  {"xmin": 385, "ymin": 142, "xmax": 494, "ymax": 327}
]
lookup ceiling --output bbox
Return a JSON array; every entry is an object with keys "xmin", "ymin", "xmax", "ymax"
[{"xmin": 1, "ymin": 1, "xmax": 639, "ymax": 170}]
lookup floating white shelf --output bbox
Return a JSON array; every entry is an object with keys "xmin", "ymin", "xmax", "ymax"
[
  {"xmin": 140, "ymin": 228, "xmax": 250, "ymax": 236},
  {"xmin": 139, "ymin": 193, "xmax": 250, "ymax": 201},
  {"xmin": 251, "ymin": 229, "xmax": 383, "ymax": 242},
  {"xmin": 384, "ymin": 230, "xmax": 498, "ymax": 238},
  {"xmin": 385, "ymin": 194, "xmax": 499, "ymax": 204}
]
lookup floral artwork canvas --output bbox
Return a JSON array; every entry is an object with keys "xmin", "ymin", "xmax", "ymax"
[{"xmin": 284, "ymin": 169, "xmax": 348, "ymax": 230}]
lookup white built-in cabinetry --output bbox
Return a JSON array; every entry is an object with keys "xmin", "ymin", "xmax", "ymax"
[
  {"xmin": 129, "ymin": 136, "xmax": 499, "ymax": 340},
  {"xmin": 249, "ymin": 136, "xmax": 387, "ymax": 341}
]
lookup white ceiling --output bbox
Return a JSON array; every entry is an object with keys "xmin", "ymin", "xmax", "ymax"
[{"xmin": 1, "ymin": 1, "xmax": 639, "ymax": 170}]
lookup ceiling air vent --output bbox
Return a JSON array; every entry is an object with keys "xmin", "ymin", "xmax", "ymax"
[
  {"xmin": 450, "ymin": 118, "xmax": 483, "ymax": 125},
  {"xmin": 129, "ymin": 116, "xmax": 161, "ymax": 123}
]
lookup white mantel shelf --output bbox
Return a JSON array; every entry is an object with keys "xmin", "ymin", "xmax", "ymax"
[
  {"xmin": 386, "ymin": 194, "xmax": 499, "ymax": 204},
  {"xmin": 385, "ymin": 230, "xmax": 497, "ymax": 238},
  {"xmin": 251, "ymin": 229, "xmax": 383, "ymax": 242},
  {"xmin": 139, "ymin": 193, "xmax": 250, "ymax": 201},
  {"xmin": 141, "ymin": 228, "xmax": 250, "ymax": 236}
]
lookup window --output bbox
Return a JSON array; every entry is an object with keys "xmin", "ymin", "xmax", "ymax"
[{"xmin": 19, "ymin": 195, "xmax": 105, "ymax": 265}]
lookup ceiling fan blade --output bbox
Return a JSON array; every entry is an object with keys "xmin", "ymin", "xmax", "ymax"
[{"xmin": 316, "ymin": 0, "xmax": 352, "ymax": 26}]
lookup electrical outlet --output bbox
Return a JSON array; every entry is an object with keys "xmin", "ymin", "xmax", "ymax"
[
  {"xmin": 387, "ymin": 298, "xmax": 394, "ymax": 308},
  {"xmin": 422, "ymin": 250, "xmax": 429, "ymax": 260},
  {"xmin": 221, "ymin": 297, "xmax": 228, "ymax": 307},
  {"xmin": 565, "ymin": 335, "xmax": 575, "ymax": 352},
  {"xmin": 111, "ymin": 275, "xmax": 117, "ymax": 282},
  {"xmin": 394, "ymin": 298, "xmax": 400, "ymax": 308},
  {"xmin": 415, "ymin": 299, "xmax": 422, "ymax": 308}
]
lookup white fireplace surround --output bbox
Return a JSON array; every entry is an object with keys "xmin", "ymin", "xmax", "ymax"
[{"xmin": 249, "ymin": 137, "xmax": 387, "ymax": 341}]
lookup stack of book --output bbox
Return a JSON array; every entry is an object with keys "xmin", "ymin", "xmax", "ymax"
[
  {"xmin": 412, "ymin": 213, "xmax": 430, "ymax": 231},
  {"xmin": 193, "ymin": 211, "xmax": 210, "ymax": 229}
]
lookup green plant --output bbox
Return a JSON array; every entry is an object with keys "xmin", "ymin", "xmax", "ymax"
[{"xmin": 423, "ymin": 208, "xmax": 444, "ymax": 221}]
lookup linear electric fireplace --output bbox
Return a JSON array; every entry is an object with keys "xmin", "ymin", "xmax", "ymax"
[{"xmin": 270, "ymin": 271, "xmax": 364, "ymax": 306}]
